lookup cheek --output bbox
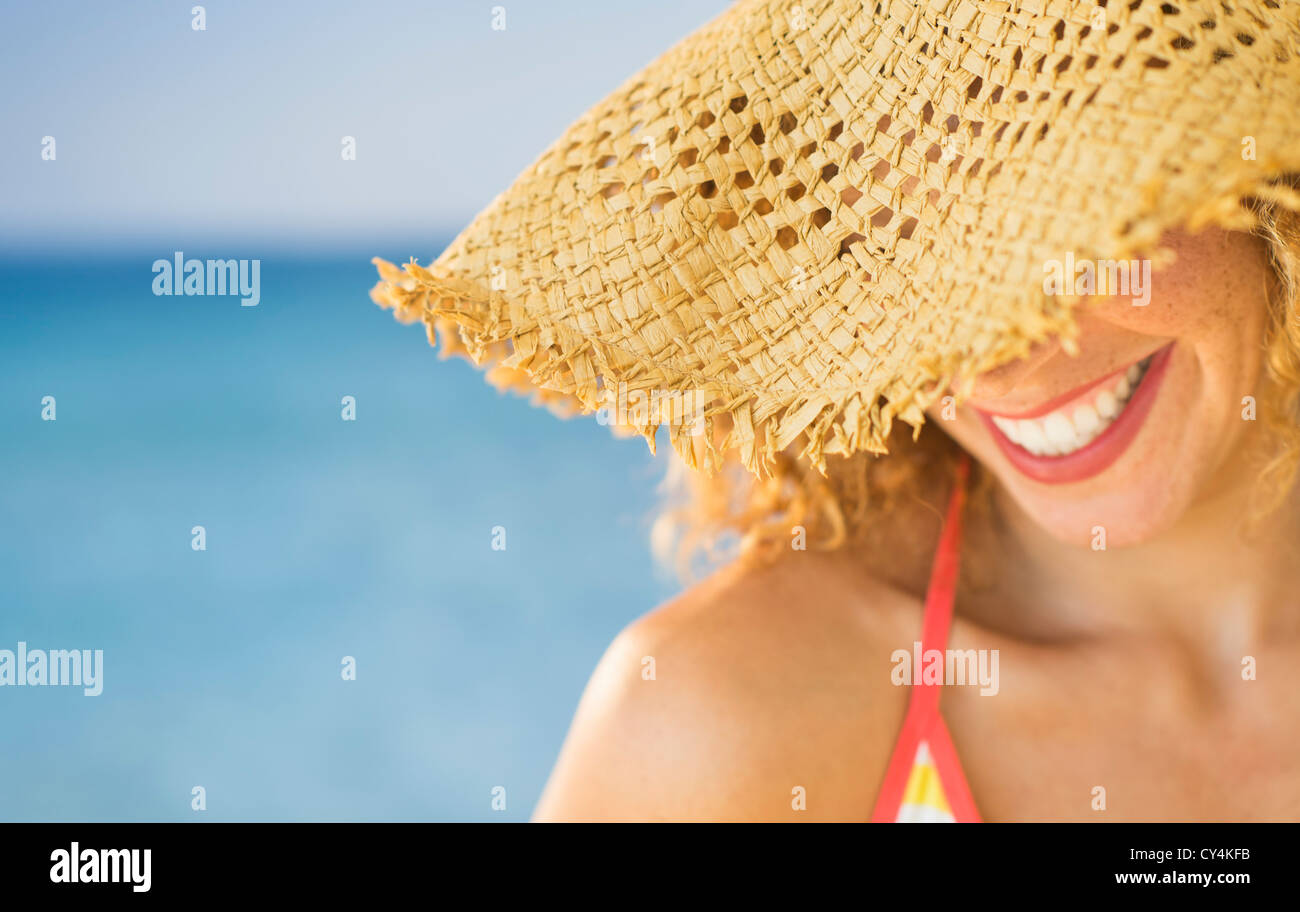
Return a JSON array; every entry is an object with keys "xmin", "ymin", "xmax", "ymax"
[
  {"xmin": 927, "ymin": 228, "xmax": 1275, "ymax": 544},
  {"xmin": 1083, "ymin": 229, "xmax": 1272, "ymax": 348}
]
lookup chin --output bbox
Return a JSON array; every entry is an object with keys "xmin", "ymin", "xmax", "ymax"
[{"xmin": 993, "ymin": 458, "xmax": 1203, "ymax": 548}]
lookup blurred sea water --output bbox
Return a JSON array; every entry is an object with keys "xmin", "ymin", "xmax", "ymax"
[{"xmin": 0, "ymin": 248, "xmax": 680, "ymax": 821}]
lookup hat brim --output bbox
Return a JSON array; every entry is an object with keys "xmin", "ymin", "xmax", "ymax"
[{"xmin": 373, "ymin": 0, "xmax": 1300, "ymax": 475}]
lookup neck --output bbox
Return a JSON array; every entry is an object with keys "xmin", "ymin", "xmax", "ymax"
[{"xmin": 967, "ymin": 463, "xmax": 1300, "ymax": 651}]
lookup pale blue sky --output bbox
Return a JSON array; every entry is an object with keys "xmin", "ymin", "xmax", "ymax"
[{"xmin": 0, "ymin": 0, "xmax": 729, "ymax": 252}]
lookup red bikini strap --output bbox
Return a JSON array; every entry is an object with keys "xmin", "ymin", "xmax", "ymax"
[
  {"xmin": 869, "ymin": 454, "xmax": 974, "ymax": 822},
  {"xmin": 913, "ymin": 453, "xmax": 969, "ymax": 716}
]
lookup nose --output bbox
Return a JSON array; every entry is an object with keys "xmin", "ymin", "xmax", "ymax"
[{"xmin": 967, "ymin": 337, "xmax": 1063, "ymax": 400}]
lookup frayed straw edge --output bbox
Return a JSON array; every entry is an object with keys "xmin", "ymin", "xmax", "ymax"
[{"xmin": 368, "ymin": 174, "xmax": 1300, "ymax": 479}]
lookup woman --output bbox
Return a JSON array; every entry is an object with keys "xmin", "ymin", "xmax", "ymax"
[{"xmin": 372, "ymin": 0, "xmax": 1300, "ymax": 821}]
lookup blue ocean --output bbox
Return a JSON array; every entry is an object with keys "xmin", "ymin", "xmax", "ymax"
[{"xmin": 0, "ymin": 249, "xmax": 680, "ymax": 821}]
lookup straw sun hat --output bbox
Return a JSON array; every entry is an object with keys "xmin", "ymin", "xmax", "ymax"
[{"xmin": 371, "ymin": 0, "xmax": 1300, "ymax": 477}]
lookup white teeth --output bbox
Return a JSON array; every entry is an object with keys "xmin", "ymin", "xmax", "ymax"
[
  {"xmin": 990, "ymin": 356, "xmax": 1152, "ymax": 458},
  {"xmin": 1019, "ymin": 419, "xmax": 1048, "ymax": 453},
  {"xmin": 1071, "ymin": 403, "xmax": 1100, "ymax": 436},
  {"xmin": 1043, "ymin": 413, "xmax": 1075, "ymax": 451},
  {"xmin": 991, "ymin": 415, "xmax": 1019, "ymax": 442},
  {"xmin": 1095, "ymin": 390, "xmax": 1119, "ymax": 419}
]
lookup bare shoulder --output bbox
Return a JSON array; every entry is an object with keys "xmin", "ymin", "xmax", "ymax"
[{"xmin": 532, "ymin": 549, "xmax": 926, "ymax": 822}]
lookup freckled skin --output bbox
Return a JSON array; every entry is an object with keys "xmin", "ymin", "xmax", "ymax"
[
  {"xmin": 951, "ymin": 228, "xmax": 1274, "ymax": 547},
  {"xmin": 534, "ymin": 227, "xmax": 1300, "ymax": 823}
]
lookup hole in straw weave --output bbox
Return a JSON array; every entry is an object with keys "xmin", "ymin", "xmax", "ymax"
[
  {"xmin": 1161, "ymin": 1, "xmax": 1180, "ymax": 11},
  {"xmin": 850, "ymin": 142, "xmax": 865, "ymax": 161},
  {"xmin": 841, "ymin": 186, "xmax": 863, "ymax": 207},
  {"xmin": 768, "ymin": 158, "xmax": 784, "ymax": 177},
  {"xmin": 749, "ymin": 123, "xmax": 766, "ymax": 146},
  {"xmin": 699, "ymin": 180, "xmax": 718, "ymax": 198},
  {"xmin": 717, "ymin": 210, "xmax": 739, "ymax": 230},
  {"xmin": 821, "ymin": 163, "xmax": 839, "ymax": 181},
  {"xmin": 871, "ymin": 206, "xmax": 893, "ymax": 227},
  {"xmin": 966, "ymin": 76, "xmax": 983, "ymax": 98},
  {"xmin": 717, "ymin": 136, "xmax": 731, "ymax": 153},
  {"xmin": 828, "ymin": 121, "xmax": 844, "ymax": 142},
  {"xmin": 812, "ymin": 207, "xmax": 832, "ymax": 229},
  {"xmin": 754, "ymin": 198, "xmax": 774, "ymax": 215},
  {"xmin": 1171, "ymin": 35, "xmax": 1195, "ymax": 49},
  {"xmin": 730, "ymin": 94, "xmax": 749, "ymax": 113},
  {"xmin": 650, "ymin": 192, "xmax": 675, "ymax": 213},
  {"xmin": 679, "ymin": 148, "xmax": 699, "ymax": 167},
  {"xmin": 775, "ymin": 226, "xmax": 798, "ymax": 250},
  {"xmin": 735, "ymin": 170, "xmax": 755, "ymax": 189},
  {"xmin": 799, "ymin": 141, "xmax": 816, "ymax": 159},
  {"xmin": 1235, "ymin": 32, "xmax": 1256, "ymax": 46},
  {"xmin": 787, "ymin": 182, "xmax": 806, "ymax": 201},
  {"xmin": 778, "ymin": 112, "xmax": 797, "ymax": 135},
  {"xmin": 1144, "ymin": 56, "xmax": 1170, "ymax": 68},
  {"xmin": 838, "ymin": 233, "xmax": 866, "ymax": 259},
  {"xmin": 696, "ymin": 111, "xmax": 715, "ymax": 129},
  {"xmin": 872, "ymin": 159, "xmax": 891, "ymax": 180},
  {"xmin": 601, "ymin": 183, "xmax": 624, "ymax": 198},
  {"xmin": 899, "ymin": 217, "xmax": 918, "ymax": 240},
  {"xmin": 598, "ymin": 155, "xmax": 617, "ymax": 168}
]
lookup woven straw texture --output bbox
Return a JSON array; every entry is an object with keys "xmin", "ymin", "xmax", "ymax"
[{"xmin": 372, "ymin": 0, "xmax": 1300, "ymax": 476}]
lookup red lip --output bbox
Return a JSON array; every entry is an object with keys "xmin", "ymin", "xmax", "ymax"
[
  {"xmin": 975, "ymin": 362, "xmax": 1135, "ymax": 420},
  {"xmin": 976, "ymin": 344, "xmax": 1175, "ymax": 485}
]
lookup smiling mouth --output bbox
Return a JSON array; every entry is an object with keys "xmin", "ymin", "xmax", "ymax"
[
  {"xmin": 973, "ymin": 343, "xmax": 1175, "ymax": 484},
  {"xmin": 988, "ymin": 355, "xmax": 1154, "ymax": 457}
]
